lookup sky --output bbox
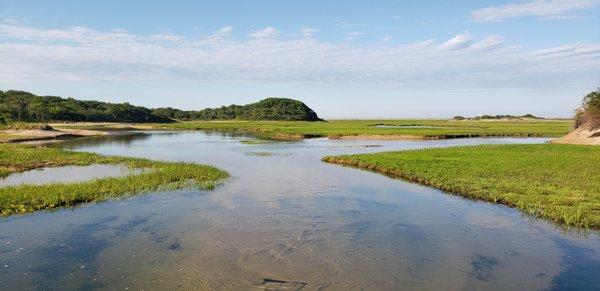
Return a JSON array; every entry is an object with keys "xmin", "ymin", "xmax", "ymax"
[{"xmin": 0, "ymin": 0, "xmax": 599, "ymax": 118}]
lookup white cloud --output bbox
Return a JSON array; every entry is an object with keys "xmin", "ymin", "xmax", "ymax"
[
  {"xmin": 471, "ymin": 0, "xmax": 598, "ymax": 22},
  {"xmin": 299, "ymin": 26, "xmax": 317, "ymax": 37},
  {"xmin": 214, "ymin": 26, "xmax": 234, "ymax": 37},
  {"xmin": 248, "ymin": 26, "xmax": 278, "ymax": 38},
  {"xmin": 0, "ymin": 23, "xmax": 598, "ymax": 91},
  {"xmin": 440, "ymin": 33, "xmax": 472, "ymax": 50}
]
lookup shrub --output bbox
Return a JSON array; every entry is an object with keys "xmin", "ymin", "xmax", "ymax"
[{"xmin": 575, "ymin": 89, "xmax": 600, "ymax": 129}]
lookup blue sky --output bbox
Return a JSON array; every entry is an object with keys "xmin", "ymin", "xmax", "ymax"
[{"xmin": 0, "ymin": 0, "xmax": 599, "ymax": 118}]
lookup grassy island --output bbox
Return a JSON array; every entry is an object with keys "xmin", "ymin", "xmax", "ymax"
[
  {"xmin": 152, "ymin": 119, "xmax": 573, "ymax": 140},
  {"xmin": 0, "ymin": 144, "xmax": 228, "ymax": 215},
  {"xmin": 324, "ymin": 144, "xmax": 600, "ymax": 228}
]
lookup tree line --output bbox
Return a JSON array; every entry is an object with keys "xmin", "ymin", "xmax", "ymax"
[
  {"xmin": 0, "ymin": 90, "xmax": 321, "ymax": 123},
  {"xmin": 452, "ymin": 114, "xmax": 542, "ymax": 121},
  {"xmin": 0, "ymin": 90, "xmax": 172, "ymax": 123},
  {"xmin": 152, "ymin": 98, "xmax": 321, "ymax": 121}
]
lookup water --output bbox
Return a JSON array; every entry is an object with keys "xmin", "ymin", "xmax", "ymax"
[
  {"xmin": 0, "ymin": 131, "xmax": 598, "ymax": 290},
  {"xmin": 0, "ymin": 164, "xmax": 136, "ymax": 187}
]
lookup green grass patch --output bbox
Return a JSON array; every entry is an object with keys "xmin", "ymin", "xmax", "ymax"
[
  {"xmin": 323, "ymin": 144, "xmax": 600, "ymax": 229},
  {"xmin": 0, "ymin": 144, "xmax": 228, "ymax": 215},
  {"xmin": 154, "ymin": 119, "xmax": 573, "ymax": 139}
]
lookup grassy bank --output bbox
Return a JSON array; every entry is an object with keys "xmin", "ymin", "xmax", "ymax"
[
  {"xmin": 152, "ymin": 119, "xmax": 573, "ymax": 140},
  {"xmin": 0, "ymin": 144, "xmax": 228, "ymax": 215},
  {"xmin": 323, "ymin": 144, "xmax": 600, "ymax": 228}
]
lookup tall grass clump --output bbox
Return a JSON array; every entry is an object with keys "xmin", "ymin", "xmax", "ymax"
[{"xmin": 0, "ymin": 144, "xmax": 228, "ymax": 215}]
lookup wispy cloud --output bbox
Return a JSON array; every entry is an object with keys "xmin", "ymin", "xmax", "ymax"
[
  {"xmin": 214, "ymin": 26, "xmax": 234, "ymax": 37},
  {"xmin": 471, "ymin": 0, "xmax": 598, "ymax": 22},
  {"xmin": 440, "ymin": 33, "xmax": 472, "ymax": 50},
  {"xmin": 248, "ymin": 26, "xmax": 278, "ymax": 38},
  {"xmin": 346, "ymin": 31, "xmax": 365, "ymax": 41},
  {"xmin": 377, "ymin": 35, "xmax": 392, "ymax": 43},
  {"xmin": 0, "ymin": 23, "xmax": 598, "ymax": 91},
  {"xmin": 472, "ymin": 35, "xmax": 504, "ymax": 51},
  {"xmin": 334, "ymin": 20, "xmax": 367, "ymax": 29},
  {"xmin": 299, "ymin": 26, "xmax": 317, "ymax": 37}
]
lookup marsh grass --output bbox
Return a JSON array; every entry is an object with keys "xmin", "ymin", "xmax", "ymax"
[
  {"xmin": 0, "ymin": 121, "xmax": 44, "ymax": 130},
  {"xmin": 0, "ymin": 144, "xmax": 228, "ymax": 215},
  {"xmin": 323, "ymin": 144, "xmax": 600, "ymax": 229},
  {"xmin": 156, "ymin": 119, "xmax": 573, "ymax": 140}
]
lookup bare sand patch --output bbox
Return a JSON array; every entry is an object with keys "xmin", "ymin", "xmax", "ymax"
[
  {"xmin": 1, "ymin": 128, "xmax": 107, "ymax": 142},
  {"xmin": 551, "ymin": 127, "xmax": 600, "ymax": 145}
]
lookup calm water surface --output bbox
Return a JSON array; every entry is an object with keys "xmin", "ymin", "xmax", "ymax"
[
  {"xmin": 0, "ymin": 131, "xmax": 598, "ymax": 290},
  {"xmin": 0, "ymin": 164, "xmax": 136, "ymax": 187}
]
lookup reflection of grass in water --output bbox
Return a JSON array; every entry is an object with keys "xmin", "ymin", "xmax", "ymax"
[
  {"xmin": 324, "ymin": 144, "xmax": 600, "ymax": 229},
  {"xmin": 245, "ymin": 151, "xmax": 273, "ymax": 157},
  {"xmin": 245, "ymin": 151, "xmax": 290, "ymax": 157},
  {"xmin": 0, "ymin": 144, "xmax": 228, "ymax": 216},
  {"xmin": 240, "ymin": 140, "xmax": 273, "ymax": 145}
]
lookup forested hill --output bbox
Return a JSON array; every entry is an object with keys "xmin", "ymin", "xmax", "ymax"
[
  {"xmin": 152, "ymin": 98, "xmax": 322, "ymax": 121},
  {"xmin": 0, "ymin": 90, "xmax": 171, "ymax": 123},
  {"xmin": 0, "ymin": 90, "xmax": 321, "ymax": 123}
]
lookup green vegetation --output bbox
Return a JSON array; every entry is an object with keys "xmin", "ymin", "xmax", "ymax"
[
  {"xmin": 0, "ymin": 90, "xmax": 171, "ymax": 123},
  {"xmin": 1, "ymin": 90, "xmax": 320, "ymax": 123},
  {"xmin": 323, "ymin": 144, "xmax": 600, "ymax": 228},
  {"xmin": 152, "ymin": 97, "xmax": 321, "ymax": 121},
  {"xmin": 0, "ymin": 144, "xmax": 228, "ymax": 215},
  {"xmin": 155, "ymin": 119, "xmax": 573, "ymax": 139},
  {"xmin": 0, "ymin": 121, "xmax": 50, "ymax": 130},
  {"xmin": 575, "ymin": 89, "xmax": 600, "ymax": 129}
]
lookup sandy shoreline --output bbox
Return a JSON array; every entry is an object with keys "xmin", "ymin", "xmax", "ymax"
[
  {"xmin": 551, "ymin": 127, "xmax": 600, "ymax": 145},
  {"xmin": 1, "ymin": 128, "xmax": 108, "ymax": 143}
]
